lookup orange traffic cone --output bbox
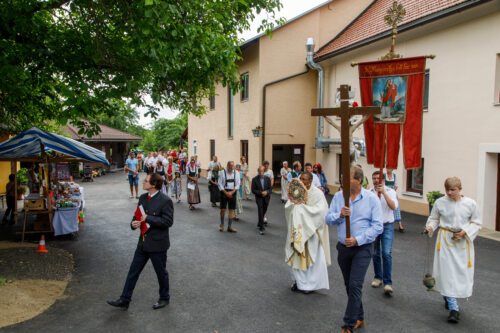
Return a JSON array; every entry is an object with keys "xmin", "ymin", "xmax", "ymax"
[{"xmin": 35, "ymin": 235, "xmax": 49, "ymax": 253}]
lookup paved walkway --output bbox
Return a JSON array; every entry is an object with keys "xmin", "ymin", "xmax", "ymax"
[{"xmin": 2, "ymin": 172, "xmax": 499, "ymax": 332}]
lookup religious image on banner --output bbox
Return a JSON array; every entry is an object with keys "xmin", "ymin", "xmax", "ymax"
[
  {"xmin": 359, "ymin": 56, "xmax": 426, "ymax": 169},
  {"xmin": 372, "ymin": 76, "xmax": 407, "ymax": 123}
]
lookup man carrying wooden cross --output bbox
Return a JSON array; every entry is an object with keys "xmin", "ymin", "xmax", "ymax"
[{"xmin": 313, "ymin": 85, "xmax": 383, "ymax": 333}]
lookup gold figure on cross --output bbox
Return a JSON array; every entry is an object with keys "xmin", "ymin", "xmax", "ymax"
[{"xmin": 382, "ymin": 1, "xmax": 406, "ymax": 60}]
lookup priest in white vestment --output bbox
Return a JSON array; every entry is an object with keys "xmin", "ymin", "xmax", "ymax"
[
  {"xmin": 285, "ymin": 172, "xmax": 331, "ymax": 293},
  {"xmin": 425, "ymin": 177, "xmax": 481, "ymax": 324}
]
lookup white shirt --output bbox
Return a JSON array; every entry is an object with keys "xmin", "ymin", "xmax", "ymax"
[
  {"xmin": 312, "ymin": 173, "xmax": 322, "ymax": 189},
  {"xmin": 148, "ymin": 190, "xmax": 160, "ymax": 199},
  {"xmin": 370, "ymin": 187, "xmax": 398, "ymax": 223},
  {"xmin": 218, "ymin": 170, "xmax": 240, "ymax": 191},
  {"xmin": 264, "ymin": 169, "xmax": 273, "ymax": 179},
  {"xmin": 149, "ymin": 156, "xmax": 158, "ymax": 166},
  {"xmin": 158, "ymin": 155, "xmax": 168, "ymax": 165}
]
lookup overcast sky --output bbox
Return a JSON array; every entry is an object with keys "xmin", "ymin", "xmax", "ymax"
[{"xmin": 137, "ymin": 0, "xmax": 328, "ymax": 127}]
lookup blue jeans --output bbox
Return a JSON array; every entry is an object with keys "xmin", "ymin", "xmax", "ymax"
[
  {"xmin": 446, "ymin": 297, "xmax": 459, "ymax": 311},
  {"xmin": 128, "ymin": 174, "xmax": 139, "ymax": 186},
  {"xmin": 373, "ymin": 223, "xmax": 394, "ymax": 285}
]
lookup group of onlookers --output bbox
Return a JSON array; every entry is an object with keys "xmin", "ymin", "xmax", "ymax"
[{"xmin": 125, "ymin": 149, "xmax": 190, "ymax": 203}]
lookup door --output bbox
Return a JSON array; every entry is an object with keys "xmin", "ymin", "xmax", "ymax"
[
  {"xmin": 496, "ymin": 154, "xmax": 500, "ymax": 231},
  {"xmin": 272, "ymin": 144, "xmax": 305, "ymax": 188},
  {"xmin": 240, "ymin": 140, "xmax": 248, "ymax": 161}
]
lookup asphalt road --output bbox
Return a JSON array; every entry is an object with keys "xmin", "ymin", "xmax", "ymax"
[{"xmin": 2, "ymin": 172, "xmax": 500, "ymax": 333}]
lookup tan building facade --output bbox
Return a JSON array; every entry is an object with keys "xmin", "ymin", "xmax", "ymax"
[
  {"xmin": 313, "ymin": 0, "xmax": 500, "ymax": 230},
  {"xmin": 189, "ymin": 0, "xmax": 500, "ymax": 231},
  {"xmin": 188, "ymin": 0, "xmax": 372, "ymax": 180}
]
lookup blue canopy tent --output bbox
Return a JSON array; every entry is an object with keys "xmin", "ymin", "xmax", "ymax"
[
  {"xmin": 0, "ymin": 127, "xmax": 109, "ymax": 238},
  {"xmin": 0, "ymin": 127, "xmax": 109, "ymax": 165}
]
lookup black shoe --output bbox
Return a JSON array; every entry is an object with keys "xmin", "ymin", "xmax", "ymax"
[
  {"xmin": 259, "ymin": 229, "xmax": 265, "ymax": 235},
  {"xmin": 107, "ymin": 298, "xmax": 129, "ymax": 310},
  {"xmin": 291, "ymin": 282, "xmax": 299, "ymax": 292},
  {"xmin": 447, "ymin": 310, "xmax": 460, "ymax": 323},
  {"xmin": 152, "ymin": 299, "xmax": 169, "ymax": 310}
]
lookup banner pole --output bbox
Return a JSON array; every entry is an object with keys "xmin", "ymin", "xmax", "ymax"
[{"xmin": 378, "ymin": 124, "xmax": 387, "ymax": 197}]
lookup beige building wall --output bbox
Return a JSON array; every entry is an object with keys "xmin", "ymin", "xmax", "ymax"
[
  {"xmin": 189, "ymin": 0, "xmax": 372, "ymax": 179},
  {"xmin": 188, "ymin": 42, "xmax": 261, "ymax": 174},
  {"xmin": 317, "ymin": 7, "xmax": 500, "ymax": 230}
]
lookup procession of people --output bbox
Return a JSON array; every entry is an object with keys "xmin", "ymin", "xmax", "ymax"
[{"xmin": 115, "ymin": 148, "xmax": 481, "ymax": 331}]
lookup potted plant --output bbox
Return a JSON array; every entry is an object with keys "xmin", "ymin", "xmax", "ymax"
[
  {"xmin": 16, "ymin": 168, "xmax": 29, "ymax": 185},
  {"xmin": 16, "ymin": 168, "xmax": 29, "ymax": 199},
  {"xmin": 426, "ymin": 190, "xmax": 444, "ymax": 212},
  {"xmin": 16, "ymin": 185, "xmax": 28, "ymax": 200}
]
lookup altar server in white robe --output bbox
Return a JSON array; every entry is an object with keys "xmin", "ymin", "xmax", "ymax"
[
  {"xmin": 285, "ymin": 172, "xmax": 331, "ymax": 293},
  {"xmin": 425, "ymin": 177, "xmax": 481, "ymax": 324}
]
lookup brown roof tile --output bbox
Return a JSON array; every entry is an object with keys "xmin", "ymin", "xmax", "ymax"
[
  {"xmin": 315, "ymin": 0, "xmax": 482, "ymax": 60},
  {"xmin": 65, "ymin": 124, "xmax": 142, "ymax": 142}
]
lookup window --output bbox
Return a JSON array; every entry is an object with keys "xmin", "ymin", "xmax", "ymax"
[
  {"xmin": 228, "ymin": 87, "xmax": 234, "ymax": 138},
  {"xmin": 240, "ymin": 140, "xmax": 248, "ymax": 161},
  {"xmin": 423, "ymin": 69, "xmax": 430, "ymax": 111},
  {"xmin": 406, "ymin": 159, "xmax": 424, "ymax": 195},
  {"xmin": 209, "ymin": 95, "xmax": 215, "ymax": 110},
  {"xmin": 240, "ymin": 73, "xmax": 249, "ymax": 101},
  {"xmin": 210, "ymin": 140, "xmax": 215, "ymax": 160},
  {"xmin": 495, "ymin": 54, "xmax": 500, "ymax": 104}
]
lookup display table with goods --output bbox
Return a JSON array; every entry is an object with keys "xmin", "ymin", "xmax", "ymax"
[
  {"xmin": 52, "ymin": 182, "xmax": 85, "ymax": 236},
  {"xmin": 21, "ymin": 193, "xmax": 52, "ymax": 242}
]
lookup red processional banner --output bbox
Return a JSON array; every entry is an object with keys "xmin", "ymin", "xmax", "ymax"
[{"xmin": 359, "ymin": 57, "xmax": 426, "ymax": 169}]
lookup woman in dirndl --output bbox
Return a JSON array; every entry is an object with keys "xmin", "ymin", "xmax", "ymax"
[
  {"xmin": 165, "ymin": 156, "xmax": 175, "ymax": 197},
  {"xmin": 172, "ymin": 162, "xmax": 182, "ymax": 203},
  {"xmin": 208, "ymin": 164, "xmax": 221, "ymax": 207},
  {"xmin": 280, "ymin": 161, "xmax": 291, "ymax": 203},
  {"xmin": 154, "ymin": 160, "xmax": 168, "ymax": 195},
  {"xmin": 187, "ymin": 157, "xmax": 201, "ymax": 210},
  {"xmin": 385, "ymin": 168, "xmax": 404, "ymax": 232},
  {"xmin": 240, "ymin": 156, "xmax": 251, "ymax": 200}
]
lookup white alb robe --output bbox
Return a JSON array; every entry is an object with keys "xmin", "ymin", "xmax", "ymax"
[
  {"xmin": 426, "ymin": 196, "xmax": 481, "ymax": 298},
  {"xmin": 285, "ymin": 185, "xmax": 331, "ymax": 291}
]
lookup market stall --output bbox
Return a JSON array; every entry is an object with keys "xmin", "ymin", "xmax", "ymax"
[{"xmin": 0, "ymin": 127, "xmax": 109, "ymax": 241}]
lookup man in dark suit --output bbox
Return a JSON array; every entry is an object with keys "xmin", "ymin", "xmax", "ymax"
[
  {"xmin": 251, "ymin": 166, "xmax": 272, "ymax": 235},
  {"xmin": 107, "ymin": 173, "xmax": 174, "ymax": 310}
]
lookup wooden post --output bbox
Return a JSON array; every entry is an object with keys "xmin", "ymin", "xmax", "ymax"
[
  {"xmin": 312, "ymin": 84, "xmax": 380, "ymax": 238},
  {"xmin": 11, "ymin": 161, "xmax": 17, "ymax": 224}
]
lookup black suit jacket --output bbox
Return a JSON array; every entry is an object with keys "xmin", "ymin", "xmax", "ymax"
[
  {"xmin": 131, "ymin": 192, "xmax": 174, "ymax": 252},
  {"xmin": 251, "ymin": 175, "xmax": 272, "ymax": 198}
]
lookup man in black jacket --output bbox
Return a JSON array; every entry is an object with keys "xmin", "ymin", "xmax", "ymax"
[
  {"xmin": 107, "ymin": 173, "xmax": 174, "ymax": 310},
  {"xmin": 251, "ymin": 166, "xmax": 272, "ymax": 235}
]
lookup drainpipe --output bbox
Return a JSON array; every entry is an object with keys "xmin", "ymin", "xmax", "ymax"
[
  {"xmin": 306, "ymin": 37, "xmax": 329, "ymax": 149},
  {"xmin": 261, "ymin": 67, "xmax": 310, "ymax": 162},
  {"xmin": 306, "ymin": 37, "xmax": 366, "ymax": 154}
]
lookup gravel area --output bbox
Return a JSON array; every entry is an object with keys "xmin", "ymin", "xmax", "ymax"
[{"xmin": 0, "ymin": 246, "xmax": 73, "ymax": 281}]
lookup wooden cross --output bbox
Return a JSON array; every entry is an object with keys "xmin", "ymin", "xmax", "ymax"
[{"xmin": 311, "ymin": 84, "xmax": 380, "ymax": 238}]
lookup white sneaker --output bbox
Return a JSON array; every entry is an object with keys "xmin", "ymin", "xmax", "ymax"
[
  {"xmin": 371, "ymin": 278, "xmax": 382, "ymax": 288},
  {"xmin": 129, "ymin": 195, "xmax": 134, "ymax": 199},
  {"xmin": 264, "ymin": 217, "xmax": 267, "ymax": 222},
  {"xmin": 384, "ymin": 284, "xmax": 393, "ymax": 295}
]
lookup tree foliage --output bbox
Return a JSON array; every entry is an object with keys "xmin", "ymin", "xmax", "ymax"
[
  {"xmin": 90, "ymin": 99, "xmax": 147, "ymax": 138},
  {"xmin": 141, "ymin": 113, "xmax": 187, "ymax": 152},
  {"xmin": 0, "ymin": 0, "xmax": 283, "ymax": 135}
]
